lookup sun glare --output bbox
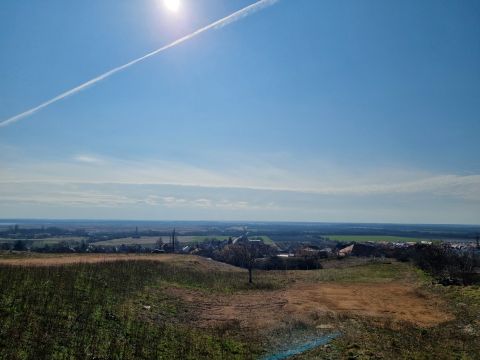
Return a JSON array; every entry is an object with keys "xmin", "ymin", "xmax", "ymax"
[{"xmin": 164, "ymin": 0, "xmax": 180, "ymax": 13}]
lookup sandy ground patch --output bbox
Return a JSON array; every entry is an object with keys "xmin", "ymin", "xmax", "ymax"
[
  {"xmin": 285, "ymin": 282, "xmax": 453, "ymax": 327},
  {"xmin": 169, "ymin": 281, "xmax": 453, "ymax": 330}
]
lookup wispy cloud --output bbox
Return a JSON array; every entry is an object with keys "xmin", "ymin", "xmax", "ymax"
[
  {"xmin": 2, "ymin": 155, "xmax": 479, "ymax": 200},
  {"xmin": 73, "ymin": 154, "xmax": 103, "ymax": 164},
  {"xmin": 0, "ymin": 183, "xmax": 272, "ymax": 211},
  {"xmin": 214, "ymin": 0, "xmax": 278, "ymax": 29},
  {"xmin": 1, "ymin": 153, "xmax": 479, "ymax": 222},
  {"xmin": 0, "ymin": 0, "xmax": 279, "ymax": 128},
  {"xmin": 0, "ymin": 180, "xmax": 477, "ymax": 223}
]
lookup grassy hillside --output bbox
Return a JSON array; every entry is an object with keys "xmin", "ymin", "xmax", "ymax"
[
  {"xmin": 0, "ymin": 258, "xmax": 274, "ymax": 359},
  {"xmin": 0, "ymin": 254, "xmax": 478, "ymax": 359}
]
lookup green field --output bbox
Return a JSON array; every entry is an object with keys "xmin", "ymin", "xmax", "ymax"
[
  {"xmin": 179, "ymin": 235, "xmax": 230, "ymax": 243},
  {"xmin": 326, "ymin": 235, "xmax": 427, "ymax": 243},
  {"xmin": 249, "ymin": 235, "xmax": 276, "ymax": 246}
]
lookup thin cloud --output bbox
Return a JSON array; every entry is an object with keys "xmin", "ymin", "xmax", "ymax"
[
  {"xmin": 2, "ymin": 147, "xmax": 480, "ymax": 200},
  {"xmin": 1, "ymin": 181, "xmax": 478, "ymax": 223},
  {"xmin": 73, "ymin": 155, "xmax": 103, "ymax": 164},
  {"xmin": 0, "ymin": 0, "xmax": 279, "ymax": 128},
  {"xmin": 1, "ymin": 154, "xmax": 480, "ymax": 199}
]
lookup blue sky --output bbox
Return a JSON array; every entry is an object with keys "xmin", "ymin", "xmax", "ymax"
[{"xmin": 0, "ymin": 0, "xmax": 479, "ymax": 223}]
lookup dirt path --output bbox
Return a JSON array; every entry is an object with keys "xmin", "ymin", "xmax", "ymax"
[{"xmin": 169, "ymin": 281, "xmax": 453, "ymax": 329}]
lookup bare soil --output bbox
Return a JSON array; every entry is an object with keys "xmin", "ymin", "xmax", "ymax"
[
  {"xmin": 169, "ymin": 281, "xmax": 453, "ymax": 330},
  {"xmin": 285, "ymin": 282, "xmax": 452, "ymax": 327}
]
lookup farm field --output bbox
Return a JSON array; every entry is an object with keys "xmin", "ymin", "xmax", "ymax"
[
  {"xmin": 93, "ymin": 235, "xmax": 276, "ymax": 247},
  {"xmin": 178, "ymin": 235, "xmax": 230, "ymax": 243},
  {"xmin": 326, "ymin": 235, "xmax": 427, "ymax": 243},
  {"xmin": 249, "ymin": 235, "xmax": 276, "ymax": 246},
  {"xmin": 93, "ymin": 235, "xmax": 230, "ymax": 247},
  {"xmin": 93, "ymin": 236, "xmax": 161, "ymax": 247},
  {"xmin": 0, "ymin": 252, "xmax": 478, "ymax": 359}
]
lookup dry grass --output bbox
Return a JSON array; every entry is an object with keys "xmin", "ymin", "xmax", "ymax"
[{"xmin": 0, "ymin": 253, "xmax": 241, "ymax": 272}]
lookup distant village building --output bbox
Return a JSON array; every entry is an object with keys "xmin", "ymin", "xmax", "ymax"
[{"xmin": 338, "ymin": 244, "xmax": 354, "ymax": 257}]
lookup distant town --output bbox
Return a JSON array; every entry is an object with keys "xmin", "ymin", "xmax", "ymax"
[{"xmin": 2, "ymin": 220, "xmax": 479, "ymax": 285}]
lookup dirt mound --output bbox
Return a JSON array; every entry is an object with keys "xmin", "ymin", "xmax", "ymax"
[{"xmin": 170, "ymin": 281, "xmax": 452, "ymax": 330}]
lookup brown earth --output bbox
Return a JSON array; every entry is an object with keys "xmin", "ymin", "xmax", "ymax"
[
  {"xmin": 285, "ymin": 282, "xmax": 452, "ymax": 327},
  {"xmin": 168, "ymin": 282, "xmax": 453, "ymax": 330}
]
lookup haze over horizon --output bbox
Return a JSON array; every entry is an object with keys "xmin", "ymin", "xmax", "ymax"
[{"xmin": 1, "ymin": 0, "xmax": 479, "ymax": 224}]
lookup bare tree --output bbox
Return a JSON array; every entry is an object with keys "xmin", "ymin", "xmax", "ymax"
[{"xmin": 222, "ymin": 242, "xmax": 262, "ymax": 284}]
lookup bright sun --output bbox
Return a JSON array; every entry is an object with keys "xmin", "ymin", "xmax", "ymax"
[{"xmin": 164, "ymin": 0, "xmax": 180, "ymax": 12}]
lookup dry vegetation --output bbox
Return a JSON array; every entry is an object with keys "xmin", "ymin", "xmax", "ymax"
[{"xmin": 0, "ymin": 253, "xmax": 238, "ymax": 270}]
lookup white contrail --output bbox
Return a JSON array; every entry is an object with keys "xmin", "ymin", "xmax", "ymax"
[{"xmin": 0, "ymin": 0, "xmax": 278, "ymax": 128}]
